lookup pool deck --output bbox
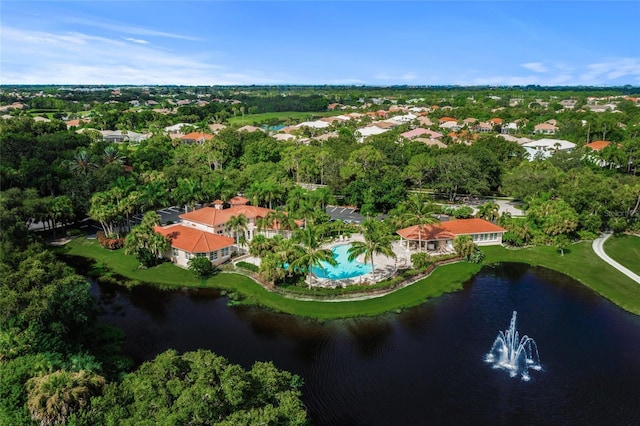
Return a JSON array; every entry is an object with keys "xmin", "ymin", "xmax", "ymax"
[{"xmin": 239, "ymin": 234, "xmax": 415, "ymax": 289}]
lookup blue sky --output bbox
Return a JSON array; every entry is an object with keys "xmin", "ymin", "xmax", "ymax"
[{"xmin": 2, "ymin": 1, "xmax": 639, "ymax": 86}]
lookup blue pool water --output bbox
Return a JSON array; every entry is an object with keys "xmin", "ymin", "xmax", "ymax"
[{"xmin": 312, "ymin": 244, "xmax": 373, "ymax": 280}]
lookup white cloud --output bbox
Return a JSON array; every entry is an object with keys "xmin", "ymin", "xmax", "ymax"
[
  {"xmin": 65, "ymin": 17, "xmax": 202, "ymax": 41},
  {"xmin": 0, "ymin": 26, "xmax": 282, "ymax": 85},
  {"xmin": 124, "ymin": 37, "xmax": 149, "ymax": 45},
  {"xmin": 580, "ymin": 58, "xmax": 640, "ymax": 84},
  {"xmin": 521, "ymin": 62, "xmax": 548, "ymax": 73}
]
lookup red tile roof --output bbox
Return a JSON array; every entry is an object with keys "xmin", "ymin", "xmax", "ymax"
[
  {"xmin": 584, "ymin": 140, "xmax": 611, "ymax": 151},
  {"xmin": 181, "ymin": 132, "xmax": 213, "ymax": 141},
  {"xmin": 179, "ymin": 205, "xmax": 272, "ymax": 227},
  {"xmin": 228, "ymin": 196, "xmax": 249, "ymax": 206},
  {"xmin": 439, "ymin": 116, "xmax": 457, "ymax": 123},
  {"xmin": 397, "ymin": 218, "xmax": 506, "ymax": 240},
  {"xmin": 154, "ymin": 224, "xmax": 233, "ymax": 253}
]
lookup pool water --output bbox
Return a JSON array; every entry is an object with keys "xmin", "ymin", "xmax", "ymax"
[{"xmin": 312, "ymin": 244, "xmax": 373, "ymax": 280}]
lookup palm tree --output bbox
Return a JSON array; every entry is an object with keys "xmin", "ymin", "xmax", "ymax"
[
  {"xmin": 476, "ymin": 201, "xmax": 500, "ymax": 222},
  {"xmin": 226, "ymin": 214, "xmax": 248, "ymax": 249},
  {"xmin": 453, "ymin": 235, "xmax": 476, "ymax": 259},
  {"xmin": 291, "ymin": 223, "xmax": 336, "ymax": 288},
  {"xmin": 102, "ymin": 145, "xmax": 125, "ymax": 165},
  {"xmin": 68, "ymin": 150, "xmax": 97, "ymax": 176},
  {"xmin": 264, "ymin": 208, "xmax": 297, "ymax": 237},
  {"xmin": 249, "ymin": 234, "xmax": 272, "ymax": 258},
  {"xmin": 174, "ymin": 178, "xmax": 202, "ymax": 213},
  {"xmin": 347, "ymin": 220, "xmax": 396, "ymax": 278},
  {"xmin": 391, "ymin": 194, "xmax": 440, "ymax": 252}
]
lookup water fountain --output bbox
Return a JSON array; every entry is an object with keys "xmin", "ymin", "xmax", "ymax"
[{"xmin": 485, "ymin": 311, "xmax": 542, "ymax": 381}]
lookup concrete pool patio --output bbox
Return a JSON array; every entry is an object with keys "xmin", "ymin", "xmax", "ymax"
[{"xmin": 237, "ymin": 234, "xmax": 416, "ymax": 288}]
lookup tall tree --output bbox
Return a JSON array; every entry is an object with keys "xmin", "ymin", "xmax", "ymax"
[
  {"xmin": 291, "ymin": 223, "xmax": 336, "ymax": 288},
  {"xmin": 347, "ymin": 219, "xmax": 396, "ymax": 278}
]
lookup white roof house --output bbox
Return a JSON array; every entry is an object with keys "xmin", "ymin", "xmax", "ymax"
[
  {"xmin": 295, "ymin": 120, "xmax": 330, "ymax": 129},
  {"xmin": 355, "ymin": 126, "xmax": 390, "ymax": 141},
  {"xmin": 522, "ymin": 138, "xmax": 576, "ymax": 160},
  {"xmin": 164, "ymin": 123, "xmax": 189, "ymax": 133}
]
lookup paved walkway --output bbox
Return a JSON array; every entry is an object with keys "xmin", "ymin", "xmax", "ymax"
[{"xmin": 592, "ymin": 233, "xmax": 640, "ymax": 284}]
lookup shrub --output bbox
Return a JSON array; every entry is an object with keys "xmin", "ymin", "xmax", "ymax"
[
  {"xmin": 410, "ymin": 252, "xmax": 431, "ymax": 270},
  {"xmin": 96, "ymin": 231, "xmax": 124, "ymax": 250},
  {"xmin": 188, "ymin": 257, "xmax": 218, "ymax": 279},
  {"xmin": 236, "ymin": 261, "xmax": 259, "ymax": 272},
  {"xmin": 502, "ymin": 232, "xmax": 524, "ymax": 247},
  {"xmin": 468, "ymin": 250, "xmax": 485, "ymax": 264}
]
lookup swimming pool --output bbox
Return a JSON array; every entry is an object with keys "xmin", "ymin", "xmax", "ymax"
[{"xmin": 312, "ymin": 244, "xmax": 373, "ymax": 280}]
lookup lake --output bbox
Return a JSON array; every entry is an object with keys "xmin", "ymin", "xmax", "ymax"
[{"xmin": 91, "ymin": 263, "xmax": 640, "ymax": 425}]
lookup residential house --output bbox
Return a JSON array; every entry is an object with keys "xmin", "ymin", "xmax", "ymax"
[
  {"xmin": 396, "ymin": 218, "xmax": 506, "ymax": 252},
  {"xmin": 522, "ymin": 138, "xmax": 576, "ymax": 159},
  {"xmin": 439, "ymin": 120, "xmax": 461, "ymax": 131},
  {"xmin": 533, "ymin": 123, "xmax": 558, "ymax": 135},
  {"xmin": 100, "ymin": 130, "xmax": 150, "ymax": 144},
  {"xmin": 164, "ymin": 123, "xmax": 189, "ymax": 133},
  {"xmin": 400, "ymin": 128, "xmax": 432, "ymax": 140},
  {"xmin": 154, "ymin": 224, "xmax": 234, "ymax": 268},
  {"xmin": 180, "ymin": 132, "xmax": 213, "ymax": 144}
]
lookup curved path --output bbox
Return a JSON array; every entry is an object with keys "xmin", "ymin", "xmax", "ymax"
[{"xmin": 592, "ymin": 233, "xmax": 640, "ymax": 285}]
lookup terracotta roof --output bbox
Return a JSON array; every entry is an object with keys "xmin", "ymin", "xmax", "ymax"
[
  {"xmin": 584, "ymin": 140, "xmax": 611, "ymax": 151},
  {"xmin": 228, "ymin": 196, "xmax": 249, "ymax": 205},
  {"xmin": 439, "ymin": 116, "xmax": 457, "ymax": 123},
  {"xmin": 179, "ymin": 205, "xmax": 272, "ymax": 227},
  {"xmin": 154, "ymin": 224, "xmax": 234, "ymax": 253},
  {"xmin": 181, "ymin": 132, "xmax": 213, "ymax": 141},
  {"xmin": 213, "ymin": 199, "xmax": 224, "ymax": 205},
  {"xmin": 400, "ymin": 128, "xmax": 431, "ymax": 139},
  {"xmin": 489, "ymin": 118, "xmax": 503, "ymax": 125},
  {"xmin": 397, "ymin": 219, "xmax": 506, "ymax": 241}
]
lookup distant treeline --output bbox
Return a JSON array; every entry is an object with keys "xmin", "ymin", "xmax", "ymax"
[{"xmin": 236, "ymin": 94, "xmax": 329, "ymax": 113}]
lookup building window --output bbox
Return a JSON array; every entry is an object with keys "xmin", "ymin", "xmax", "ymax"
[
  {"xmin": 196, "ymin": 252, "xmax": 206, "ymax": 258},
  {"xmin": 221, "ymin": 247, "xmax": 229, "ymax": 257},
  {"xmin": 210, "ymin": 251, "xmax": 218, "ymax": 261},
  {"xmin": 172, "ymin": 248, "xmax": 178, "ymax": 257}
]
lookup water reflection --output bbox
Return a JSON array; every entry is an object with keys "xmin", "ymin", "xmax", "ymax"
[{"xmin": 91, "ymin": 263, "xmax": 640, "ymax": 425}]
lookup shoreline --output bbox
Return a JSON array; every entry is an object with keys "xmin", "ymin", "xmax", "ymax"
[{"xmin": 56, "ymin": 237, "xmax": 640, "ymax": 319}]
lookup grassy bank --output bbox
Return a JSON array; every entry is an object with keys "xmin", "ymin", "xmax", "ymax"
[
  {"xmin": 58, "ymin": 237, "xmax": 480, "ymax": 319},
  {"xmin": 603, "ymin": 234, "xmax": 640, "ymax": 276},
  {"xmin": 59, "ymin": 237, "xmax": 640, "ymax": 318},
  {"xmin": 482, "ymin": 243, "xmax": 640, "ymax": 315}
]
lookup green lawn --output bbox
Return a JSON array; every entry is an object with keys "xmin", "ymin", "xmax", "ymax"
[
  {"xmin": 483, "ymin": 243, "xmax": 640, "ymax": 315},
  {"xmin": 58, "ymin": 237, "xmax": 481, "ymax": 319},
  {"xmin": 58, "ymin": 237, "xmax": 640, "ymax": 319},
  {"xmin": 604, "ymin": 234, "xmax": 640, "ymax": 276},
  {"xmin": 227, "ymin": 111, "xmax": 342, "ymax": 126}
]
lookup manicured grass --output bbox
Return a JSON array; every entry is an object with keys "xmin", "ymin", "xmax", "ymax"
[
  {"xmin": 58, "ymin": 237, "xmax": 480, "ymax": 319},
  {"xmin": 59, "ymin": 237, "xmax": 640, "ymax": 318},
  {"xmin": 227, "ymin": 111, "xmax": 342, "ymax": 126},
  {"xmin": 483, "ymin": 243, "xmax": 640, "ymax": 315},
  {"xmin": 603, "ymin": 234, "xmax": 640, "ymax": 276}
]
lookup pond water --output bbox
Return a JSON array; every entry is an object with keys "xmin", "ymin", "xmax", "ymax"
[{"xmin": 91, "ymin": 263, "xmax": 640, "ymax": 425}]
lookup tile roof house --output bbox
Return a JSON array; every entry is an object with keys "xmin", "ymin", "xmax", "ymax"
[
  {"xmin": 400, "ymin": 128, "xmax": 432, "ymax": 140},
  {"xmin": 584, "ymin": 140, "xmax": 612, "ymax": 151},
  {"xmin": 397, "ymin": 218, "xmax": 506, "ymax": 252},
  {"xmin": 154, "ymin": 224, "xmax": 234, "ymax": 267},
  {"xmin": 180, "ymin": 132, "xmax": 214, "ymax": 144},
  {"xmin": 154, "ymin": 200, "xmax": 299, "ymax": 268},
  {"xmin": 533, "ymin": 123, "xmax": 558, "ymax": 135}
]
